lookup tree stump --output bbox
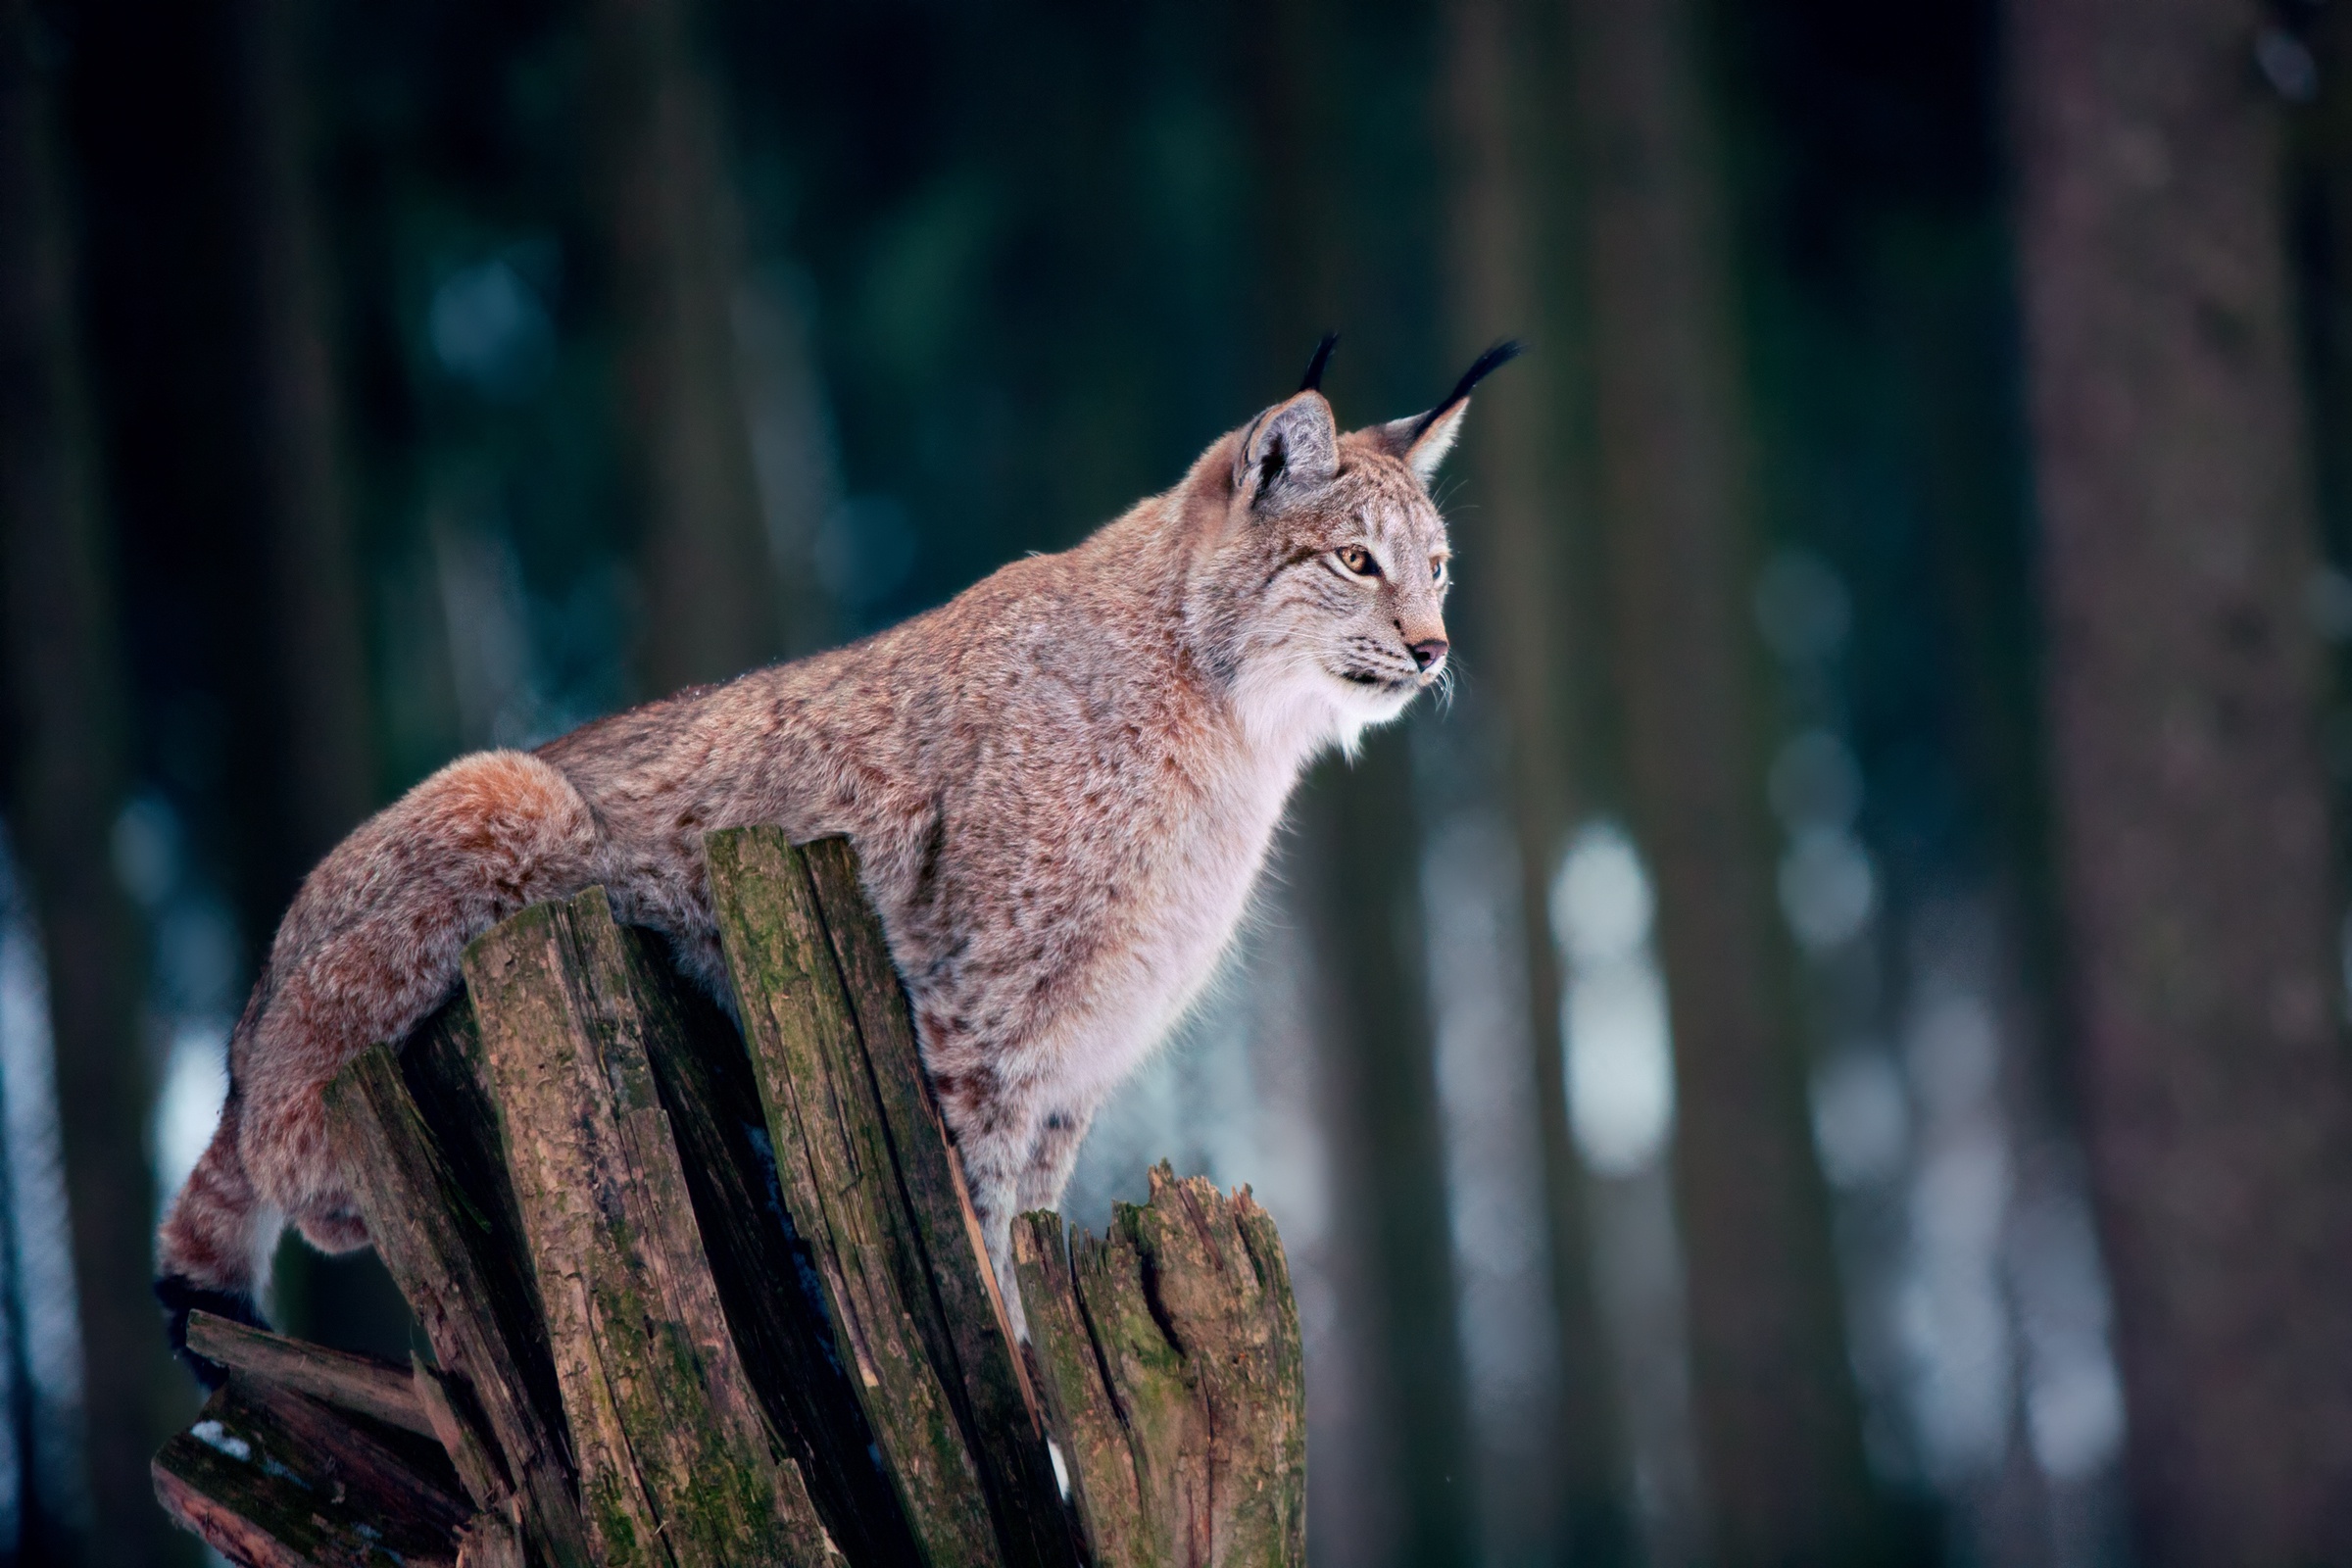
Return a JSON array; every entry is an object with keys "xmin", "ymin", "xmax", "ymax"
[
  {"xmin": 1013, "ymin": 1174, "xmax": 1305, "ymax": 1568},
  {"xmin": 152, "ymin": 830, "xmax": 1306, "ymax": 1567}
]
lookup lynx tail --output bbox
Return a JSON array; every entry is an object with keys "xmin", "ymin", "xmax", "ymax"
[{"xmin": 155, "ymin": 1093, "xmax": 271, "ymax": 1386}]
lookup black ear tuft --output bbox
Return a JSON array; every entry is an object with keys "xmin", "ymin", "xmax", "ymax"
[
  {"xmin": 1298, "ymin": 332, "xmax": 1341, "ymax": 394},
  {"xmin": 1406, "ymin": 339, "xmax": 1525, "ymax": 446}
]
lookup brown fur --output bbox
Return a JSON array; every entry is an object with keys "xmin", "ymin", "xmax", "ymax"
[{"xmin": 157, "ymin": 375, "xmax": 1480, "ymax": 1346}]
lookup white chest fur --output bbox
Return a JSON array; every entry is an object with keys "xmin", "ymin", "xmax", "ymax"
[{"xmin": 1036, "ymin": 749, "xmax": 1296, "ymax": 1112}]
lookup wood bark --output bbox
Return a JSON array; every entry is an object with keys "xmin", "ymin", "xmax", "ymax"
[
  {"xmin": 158, "ymin": 1318, "xmax": 524, "ymax": 1564},
  {"xmin": 1008, "ymin": 1214, "xmax": 1144, "ymax": 1562},
  {"xmin": 1565, "ymin": 0, "xmax": 1879, "ymax": 1556},
  {"xmin": 185, "ymin": 1311, "xmax": 433, "ymax": 1439},
  {"xmin": 463, "ymin": 889, "xmax": 831, "ymax": 1565},
  {"xmin": 2008, "ymin": 0, "xmax": 2352, "ymax": 1555},
  {"xmin": 0, "ymin": 7, "xmax": 188, "ymax": 1563},
  {"xmin": 1012, "ymin": 1170, "xmax": 1306, "ymax": 1568},
  {"xmin": 705, "ymin": 826, "xmax": 1074, "ymax": 1568},
  {"xmin": 622, "ymin": 904, "xmax": 920, "ymax": 1564},
  {"xmin": 163, "ymin": 838, "xmax": 1299, "ymax": 1563},
  {"xmin": 153, "ymin": 1375, "xmax": 474, "ymax": 1568},
  {"xmin": 324, "ymin": 1012, "xmax": 595, "ymax": 1563},
  {"xmin": 794, "ymin": 838, "xmax": 1069, "ymax": 1561}
]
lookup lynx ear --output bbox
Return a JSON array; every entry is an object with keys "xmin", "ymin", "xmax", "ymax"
[
  {"xmin": 1392, "ymin": 402, "xmax": 1470, "ymax": 482},
  {"xmin": 1377, "ymin": 340, "xmax": 1524, "ymax": 484},
  {"xmin": 1235, "ymin": 391, "xmax": 1340, "ymax": 510}
]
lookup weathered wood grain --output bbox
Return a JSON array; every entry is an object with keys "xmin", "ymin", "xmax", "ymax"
[
  {"xmin": 1064, "ymin": 1197, "xmax": 1194, "ymax": 1568},
  {"xmin": 1017, "ymin": 1166, "xmax": 1304, "ymax": 1568},
  {"xmin": 625, "ymin": 914, "xmax": 923, "ymax": 1565},
  {"xmin": 184, "ymin": 1309, "xmax": 432, "ymax": 1439},
  {"xmin": 167, "ymin": 847, "xmax": 1308, "ymax": 1568},
  {"xmin": 1136, "ymin": 1170, "xmax": 1303, "ymax": 1565},
  {"xmin": 1011, "ymin": 1211, "xmax": 1147, "ymax": 1564},
  {"xmin": 706, "ymin": 826, "xmax": 1006, "ymax": 1564},
  {"xmin": 796, "ymin": 838, "xmax": 1075, "ymax": 1568},
  {"xmin": 413, "ymin": 1352, "xmax": 533, "ymax": 1567},
  {"xmin": 412, "ymin": 1352, "xmax": 510, "ymax": 1515},
  {"xmin": 152, "ymin": 1373, "xmax": 472, "ymax": 1568},
  {"xmin": 325, "ymin": 1009, "xmax": 592, "ymax": 1566},
  {"xmin": 455, "ymin": 1515, "xmax": 530, "ymax": 1568},
  {"xmin": 463, "ymin": 888, "xmax": 831, "ymax": 1567}
]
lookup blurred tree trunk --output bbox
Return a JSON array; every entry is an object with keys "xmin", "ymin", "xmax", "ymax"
[
  {"xmin": 0, "ymin": 6, "xmax": 191, "ymax": 1564},
  {"xmin": 2306, "ymin": 4, "xmax": 2352, "ymax": 566},
  {"xmin": 1294, "ymin": 750, "xmax": 1476, "ymax": 1568},
  {"xmin": 1566, "ymin": 0, "xmax": 1880, "ymax": 1558},
  {"xmin": 2009, "ymin": 0, "xmax": 2352, "ymax": 1557},
  {"xmin": 1438, "ymin": 0, "xmax": 1630, "ymax": 1560},
  {"xmin": 729, "ymin": 266, "xmax": 842, "ymax": 662},
  {"xmin": 587, "ymin": 0, "xmax": 777, "ymax": 694},
  {"xmin": 226, "ymin": 0, "xmax": 414, "ymax": 1361},
  {"xmin": 1236, "ymin": 4, "xmax": 1474, "ymax": 1562},
  {"xmin": 233, "ymin": 0, "xmax": 373, "ymax": 867}
]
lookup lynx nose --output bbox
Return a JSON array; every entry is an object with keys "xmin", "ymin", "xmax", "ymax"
[{"xmin": 1410, "ymin": 638, "xmax": 1449, "ymax": 673}]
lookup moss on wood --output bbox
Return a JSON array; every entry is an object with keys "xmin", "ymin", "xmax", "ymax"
[
  {"xmin": 462, "ymin": 889, "xmax": 831, "ymax": 1566},
  {"xmin": 705, "ymin": 826, "xmax": 1004, "ymax": 1564},
  {"xmin": 168, "ymin": 842, "xmax": 1304, "ymax": 1567},
  {"xmin": 1013, "ymin": 1167, "xmax": 1304, "ymax": 1567},
  {"xmin": 153, "ymin": 1374, "xmax": 472, "ymax": 1567},
  {"xmin": 325, "ymin": 1016, "xmax": 592, "ymax": 1565},
  {"xmin": 184, "ymin": 1310, "xmax": 432, "ymax": 1438},
  {"xmin": 795, "ymin": 838, "xmax": 1075, "ymax": 1568}
]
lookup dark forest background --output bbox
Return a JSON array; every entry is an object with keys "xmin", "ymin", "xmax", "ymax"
[{"xmin": 7, "ymin": 0, "xmax": 2352, "ymax": 1563}]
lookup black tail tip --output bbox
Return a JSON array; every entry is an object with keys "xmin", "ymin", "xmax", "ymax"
[{"xmin": 155, "ymin": 1274, "xmax": 269, "ymax": 1391}]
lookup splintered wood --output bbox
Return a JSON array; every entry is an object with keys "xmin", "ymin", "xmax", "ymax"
[
  {"xmin": 462, "ymin": 891, "xmax": 832, "ymax": 1564},
  {"xmin": 151, "ymin": 833, "xmax": 1305, "ymax": 1567},
  {"xmin": 1013, "ymin": 1171, "xmax": 1306, "ymax": 1568}
]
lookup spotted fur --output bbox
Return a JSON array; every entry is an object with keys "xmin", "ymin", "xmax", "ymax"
[{"xmin": 156, "ymin": 366, "xmax": 1492, "ymax": 1363}]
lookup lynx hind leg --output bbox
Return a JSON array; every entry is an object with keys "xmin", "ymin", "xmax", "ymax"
[
  {"xmin": 935, "ymin": 1088, "xmax": 1099, "ymax": 1342},
  {"xmin": 954, "ymin": 1129, "xmax": 1028, "ymax": 1327},
  {"xmin": 968, "ymin": 1103, "xmax": 1099, "ymax": 1342},
  {"xmin": 236, "ymin": 750, "xmax": 599, "ymax": 1232},
  {"xmin": 293, "ymin": 1200, "xmax": 370, "ymax": 1254},
  {"xmin": 1014, "ymin": 1102, "xmax": 1097, "ymax": 1217},
  {"xmin": 927, "ymin": 1064, "xmax": 1037, "ymax": 1334}
]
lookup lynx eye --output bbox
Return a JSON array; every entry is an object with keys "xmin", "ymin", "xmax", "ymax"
[
  {"xmin": 1431, "ymin": 557, "xmax": 1447, "ymax": 584},
  {"xmin": 1336, "ymin": 545, "xmax": 1380, "ymax": 578}
]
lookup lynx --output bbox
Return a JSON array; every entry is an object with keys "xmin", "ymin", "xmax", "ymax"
[{"xmin": 156, "ymin": 338, "xmax": 1516, "ymax": 1374}]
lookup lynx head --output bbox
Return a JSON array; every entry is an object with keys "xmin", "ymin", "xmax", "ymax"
[{"xmin": 1183, "ymin": 337, "xmax": 1521, "ymax": 759}]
